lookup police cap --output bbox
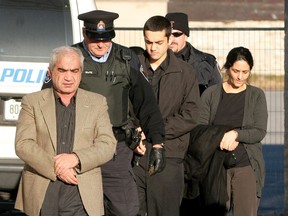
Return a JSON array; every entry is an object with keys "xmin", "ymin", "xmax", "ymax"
[{"xmin": 78, "ymin": 10, "xmax": 119, "ymax": 40}]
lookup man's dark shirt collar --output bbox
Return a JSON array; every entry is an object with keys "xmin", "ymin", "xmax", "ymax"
[
  {"xmin": 175, "ymin": 43, "xmax": 190, "ymax": 62},
  {"xmin": 143, "ymin": 51, "xmax": 170, "ymax": 73},
  {"xmin": 53, "ymin": 90, "xmax": 77, "ymax": 106}
]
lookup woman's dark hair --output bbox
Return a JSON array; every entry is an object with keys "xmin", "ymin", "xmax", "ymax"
[
  {"xmin": 223, "ymin": 46, "xmax": 254, "ymax": 70},
  {"xmin": 143, "ymin": 15, "xmax": 171, "ymax": 38}
]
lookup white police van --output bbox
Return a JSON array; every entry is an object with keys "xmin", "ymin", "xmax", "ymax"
[{"xmin": 0, "ymin": 0, "xmax": 96, "ymax": 194}]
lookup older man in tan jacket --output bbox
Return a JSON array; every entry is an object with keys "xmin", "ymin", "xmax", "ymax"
[{"xmin": 14, "ymin": 46, "xmax": 116, "ymax": 216}]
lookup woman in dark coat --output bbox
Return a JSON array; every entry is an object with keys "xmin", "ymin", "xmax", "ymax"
[{"xmin": 198, "ymin": 46, "xmax": 268, "ymax": 216}]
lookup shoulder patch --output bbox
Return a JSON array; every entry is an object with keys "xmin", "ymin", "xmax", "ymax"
[{"xmin": 44, "ymin": 72, "xmax": 51, "ymax": 83}]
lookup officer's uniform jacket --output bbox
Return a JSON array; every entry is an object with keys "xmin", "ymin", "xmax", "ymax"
[
  {"xmin": 72, "ymin": 42, "xmax": 165, "ymax": 144},
  {"xmin": 176, "ymin": 42, "xmax": 222, "ymax": 94}
]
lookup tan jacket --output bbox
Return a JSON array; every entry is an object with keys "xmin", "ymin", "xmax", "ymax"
[{"xmin": 15, "ymin": 88, "xmax": 116, "ymax": 216}]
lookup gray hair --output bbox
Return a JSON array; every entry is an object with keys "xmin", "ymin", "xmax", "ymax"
[{"xmin": 49, "ymin": 46, "xmax": 84, "ymax": 70}]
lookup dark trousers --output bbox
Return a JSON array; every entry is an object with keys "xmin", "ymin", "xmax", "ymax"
[
  {"xmin": 180, "ymin": 166, "xmax": 260, "ymax": 216},
  {"xmin": 226, "ymin": 165, "xmax": 259, "ymax": 216},
  {"xmin": 101, "ymin": 141, "xmax": 139, "ymax": 216},
  {"xmin": 41, "ymin": 180, "xmax": 88, "ymax": 216},
  {"xmin": 133, "ymin": 147, "xmax": 184, "ymax": 216},
  {"xmin": 180, "ymin": 196, "xmax": 203, "ymax": 216}
]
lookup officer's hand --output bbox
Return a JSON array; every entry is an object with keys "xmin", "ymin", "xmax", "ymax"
[
  {"xmin": 148, "ymin": 147, "xmax": 165, "ymax": 176},
  {"xmin": 134, "ymin": 141, "xmax": 146, "ymax": 155}
]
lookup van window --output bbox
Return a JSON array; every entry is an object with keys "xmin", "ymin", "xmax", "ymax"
[
  {"xmin": 0, "ymin": 0, "xmax": 73, "ymax": 126},
  {"xmin": 0, "ymin": 0, "xmax": 73, "ymax": 63}
]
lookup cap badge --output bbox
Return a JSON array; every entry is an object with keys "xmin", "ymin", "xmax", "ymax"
[
  {"xmin": 97, "ymin": 21, "xmax": 106, "ymax": 31},
  {"xmin": 170, "ymin": 21, "xmax": 175, "ymax": 28}
]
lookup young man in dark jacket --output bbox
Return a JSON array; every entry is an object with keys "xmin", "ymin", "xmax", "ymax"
[
  {"xmin": 165, "ymin": 12, "xmax": 222, "ymax": 95},
  {"xmin": 133, "ymin": 15, "xmax": 200, "ymax": 216}
]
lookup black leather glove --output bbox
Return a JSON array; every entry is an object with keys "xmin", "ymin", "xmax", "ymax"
[{"xmin": 148, "ymin": 147, "xmax": 165, "ymax": 176}]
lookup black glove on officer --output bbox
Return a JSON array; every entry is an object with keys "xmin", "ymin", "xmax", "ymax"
[{"xmin": 148, "ymin": 146, "xmax": 165, "ymax": 176}]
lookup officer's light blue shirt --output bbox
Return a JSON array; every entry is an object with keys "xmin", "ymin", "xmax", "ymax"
[{"xmin": 82, "ymin": 41, "xmax": 112, "ymax": 63}]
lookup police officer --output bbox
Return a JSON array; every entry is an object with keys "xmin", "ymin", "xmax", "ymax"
[
  {"xmin": 165, "ymin": 12, "xmax": 222, "ymax": 95},
  {"xmin": 43, "ymin": 10, "xmax": 165, "ymax": 216}
]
